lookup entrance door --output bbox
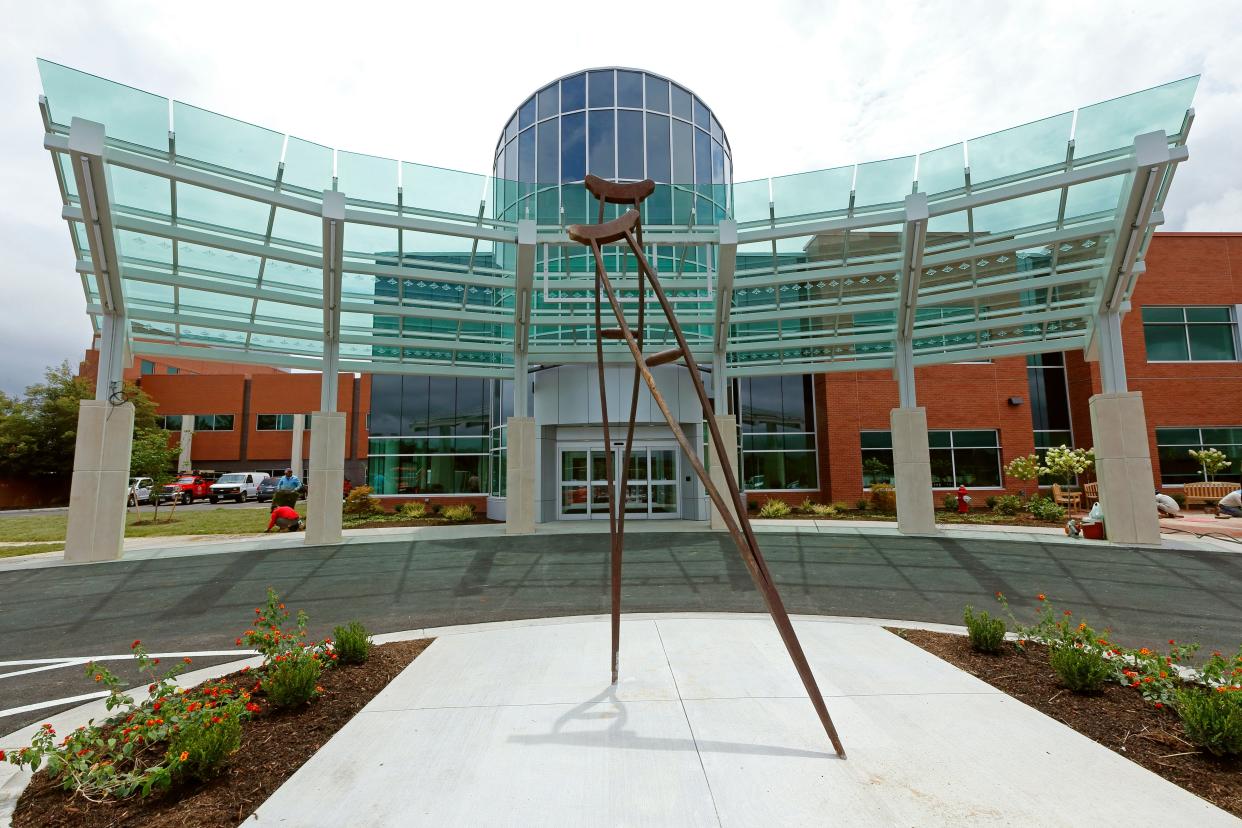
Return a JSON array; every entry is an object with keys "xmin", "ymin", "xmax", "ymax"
[{"xmin": 558, "ymin": 445, "xmax": 680, "ymax": 520}]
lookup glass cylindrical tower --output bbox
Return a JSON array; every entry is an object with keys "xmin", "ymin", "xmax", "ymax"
[{"xmin": 492, "ymin": 68, "xmax": 731, "ymax": 227}]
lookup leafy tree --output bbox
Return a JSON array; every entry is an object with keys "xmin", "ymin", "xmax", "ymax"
[
  {"xmin": 1004, "ymin": 454, "xmax": 1042, "ymax": 483},
  {"xmin": 1189, "ymin": 447, "xmax": 1231, "ymax": 482},
  {"xmin": 0, "ymin": 362, "xmax": 158, "ymax": 482},
  {"xmin": 129, "ymin": 428, "xmax": 181, "ymax": 521}
]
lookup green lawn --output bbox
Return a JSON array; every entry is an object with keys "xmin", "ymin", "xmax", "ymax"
[
  {"xmin": 0, "ymin": 542, "xmax": 66, "ymax": 558},
  {"xmin": 0, "ymin": 506, "xmax": 312, "ymax": 543}
]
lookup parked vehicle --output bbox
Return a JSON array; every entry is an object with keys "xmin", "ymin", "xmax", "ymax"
[
  {"xmin": 256, "ymin": 476, "xmax": 279, "ymax": 502},
  {"xmin": 127, "ymin": 477, "xmax": 154, "ymax": 507},
  {"xmin": 208, "ymin": 472, "xmax": 269, "ymax": 504},
  {"xmin": 159, "ymin": 475, "xmax": 213, "ymax": 505}
]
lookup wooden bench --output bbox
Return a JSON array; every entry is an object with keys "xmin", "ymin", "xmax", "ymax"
[
  {"xmin": 1083, "ymin": 482, "xmax": 1098, "ymax": 506},
  {"xmin": 1182, "ymin": 482, "xmax": 1240, "ymax": 510}
]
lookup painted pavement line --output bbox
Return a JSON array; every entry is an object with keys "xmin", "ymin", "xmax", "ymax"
[{"xmin": 0, "ymin": 691, "xmax": 111, "ymax": 719}]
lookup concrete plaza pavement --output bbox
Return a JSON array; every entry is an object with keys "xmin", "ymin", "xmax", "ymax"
[{"xmin": 245, "ymin": 615, "xmax": 1236, "ymax": 826}]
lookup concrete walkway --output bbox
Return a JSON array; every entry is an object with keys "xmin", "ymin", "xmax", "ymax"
[{"xmin": 243, "ymin": 615, "xmax": 1233, "ymax": 826}]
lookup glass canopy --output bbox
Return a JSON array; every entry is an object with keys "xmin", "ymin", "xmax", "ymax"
[{"xmin": 37, "ymin": 59, "xmax": 1196, "ymax": 380}]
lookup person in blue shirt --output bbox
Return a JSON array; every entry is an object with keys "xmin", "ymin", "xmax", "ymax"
[{"xmin": 276, "ymin": 468, "xmax": 301, "ymax": 492}]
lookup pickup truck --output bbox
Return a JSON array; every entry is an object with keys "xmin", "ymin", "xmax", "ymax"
[
  {"xmin": 209, "ymin": 472, "xmax": 269, "ymax": 504},
  {"xmin": 159, "ymin": 475, "xmax": 213, "ymax": 505}
]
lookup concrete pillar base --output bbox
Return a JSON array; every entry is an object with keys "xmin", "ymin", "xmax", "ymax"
[
  {"xmin": 65, "ymin": 399, "xmax": 134, "ymax": 563},
  {"xmin": 708, "ymin": 413, "xmax": 740, "ymax": 530},
  {"xmin": 891, "ymin": 407, "xmax": 937, "ymax": 535},
  {"xmin": 305, "ymin": 412, "xmax": 345, "ymax": 545},
  {"xmin": 506, "ymin": 417, "xmax": 536, "ymax": 535},
  {"xmin": 1089, "ymin": 392, "xmax": 1160, "ymax": 545}
]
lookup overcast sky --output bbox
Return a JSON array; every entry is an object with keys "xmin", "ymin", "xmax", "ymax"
[{"xmin": 0, "ymin": 0, "xmax": 1239, "ymax": 394}]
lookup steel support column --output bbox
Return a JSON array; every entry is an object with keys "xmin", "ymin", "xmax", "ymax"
[{"xmin": 306, "ymin": 191, "xmax": 346, "ymax": 546}]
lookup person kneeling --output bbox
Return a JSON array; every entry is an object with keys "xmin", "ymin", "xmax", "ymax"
[
  {"xmin": 1216, "ymin": 488, "xmax": 1242, "ymax": 518},
  {"xmin": 265, "ymin": 504, "xmax": 303, "ymax": 532}
]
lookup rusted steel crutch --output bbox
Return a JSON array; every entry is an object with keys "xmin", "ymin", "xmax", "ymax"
[{"xmin": 568, "ymin": 193, "xmax": 846, "ymax": 759}]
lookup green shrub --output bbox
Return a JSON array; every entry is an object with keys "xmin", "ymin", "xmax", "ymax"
[
  {"xmin": 262, "ymin": 650, "xmax": 322, "ymax": 707},
  {"xmin": 398, "ymin": 501, "xmax": 427, "ymax": 519},
  {"xmin": 333, "ymin": 620, "xmax": 372, "ymax": 665},
  {"xmin": 991, "ymin": 494, "xmax": 1024, "ymax": 516},
  {"xmin": 799, "ymin": 500, "xmax": 838, "ymax": 517},
  {"xmin": 167, "ymin": 709, "xmax": 242, "ymax": 781},
  {"xmin": 870, "ymin": 484, "xmax": 896, "ymax": 511},
  {"xmin": 757, "ymin": 499, "xmax": 792, "ymax": 518},
  {"xmin": 1049, "ymin": 644, "xmax": 1110, "ymax": 693},
  {"xmin": 343, "ymin": 486, "xmax": 381, "ymax": 516},
  {"xmin": 963, "ymin": 605, "xmax": 1006, "ymax": 653},
  {"xmin": 855, "ymin": 498, "xmax": 869, "ymax": 511},
  {"xmin": 985, "ymin": 495, "xmax": 998, "ymax": 510},
  {"xmin": 440, "ymin": 503, "xmax": 475, "ymax": 522},
  {"xmin": 1028, "ymin": 495, "xmax": 1067, "ymax": 523},
  {"xmin": 1176, "ymin": 686, "xmax": 1242, "ymax": 756},
  {"xmin": 271, "ymin": 489, "xmax": 299, "ymax": 509},
  {"xmin": 942, "ymin": 493, "xmax": 959, "ymax": 511}
]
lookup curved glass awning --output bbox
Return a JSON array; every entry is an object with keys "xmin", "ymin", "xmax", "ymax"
[{"xmin": 37, "ymin": 59, "xmax": 1196, "ymax": 380}]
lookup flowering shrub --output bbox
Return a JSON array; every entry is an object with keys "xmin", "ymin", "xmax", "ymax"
[
  {"xmin": 333, "ymin": 620, "xmax": 373, "ymax": 664},
  {"xmin": 799, "ymin": 500, "xmax": 838, "ymax": 517},
  {"xmin": 963, "ymin": 606, "xmax": 1005, "ymax": 653},
  {"xmin": 241, "ymin": 588, "xmax": 330, "ymax": 708},
  {"xmin": 3, "ymin": 643, "xmax": 252, "ymax": 798},
  {"xmin": 440, "ymin": 503, "xmax": 475, "ymax": 522},
  {"xmin": 1004, "ymin": 454, "xmax": 1042, "ymax": 483},
  {"xmin": 398, "ymin": 501, "xmax": 427, "ymax": 519},
  {"xmin": 1189, "ymin": 447, "xmax": 1232, "ymax": 482},
  {"xmin": 262, "ymin": 652, "xmax": 322, "ymax": 708},
  {"xmin": 343, "ymin": 486, "xmax": 382, "ymax": 515},
  {"xmin": 1042, "ymin": 445, "xmax": 1094, "ymax": 484},
  {"xmin": 870, "ymin": 484, "xmax": 896, "ymax": 511},
  {"xmin": 757, "ymin": 499, "xmax": 791, "ymax": 519}
]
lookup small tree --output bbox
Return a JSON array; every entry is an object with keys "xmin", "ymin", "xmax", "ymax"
[
  {"xmin": 130, "ymin": 428, "xmax": 181, "ymax": 521},
  {"xmin": 1189, "ymin": 447, "xmax": 1231, "ymax": 482},
  {"xmin": 1004, "ymin": 454, "xmax": 1042, "ymax": 484},
  {"xmin": 1041, "ymin": 445, "xmax": 1093, "ymax": 486},
  {"xmin": 862, "ymin": 456, "xmax": 892, "ymax": 486}
]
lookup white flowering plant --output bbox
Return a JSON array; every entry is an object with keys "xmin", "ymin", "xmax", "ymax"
[{"xmin": 1189, "ymin": 447, "xmax": 1231, "ymax": 482}]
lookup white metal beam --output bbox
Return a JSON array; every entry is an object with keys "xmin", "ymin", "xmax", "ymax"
[
  {"xmin": 512, "ymin": 219, "xmax": 536, "ymax": 415},
  {"xmin": 321, "ymin": 190, "xmax": 345, "ymax": 412}
]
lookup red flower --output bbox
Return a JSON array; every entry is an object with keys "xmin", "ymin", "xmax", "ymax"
[
  {"xmin": 1037, "ymin": 594, "xmax": 1046, "ymax": 601},
  {"xmin": 1169, "ymin": 639, "xmax": 1175, "ymax": 645},
  {"xmin": 41, "ymin": 723, "xmax": 54, "ymax": 734},
  {"xmin": 246, "ymin": 702, "xmax": 260, "ymax": 713},
  {"xmin": 211, "ymin": 716, "xmax": 221, "ymax": 725},
  {"xmin": 131, "ymin": 640, "xmax": 141, "ymax": 649},
  {"xmin": 1063, "ymin": 610, "xmax": 1072, "ymax": 617},
  {"xmin": 152, "ymin": 658, "xmax": 160, "ymax": 665},
  {"xmin": 235, "ymin": 638, "xmax": 242, "ymax": 646},
  {"xmin": 183, "ymin": 657, "xmax": 192, "ymax": 664},
  {"xmin": 1154, "ymin": 702, "xmax": 1164, "ymax": 709},
  {"xmin": 0, "ymin": 750, "xmax": 6, "ymax": 762}
]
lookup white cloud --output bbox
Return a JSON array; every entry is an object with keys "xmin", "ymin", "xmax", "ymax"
[{"xmin": 0, "ymin": 0, "xmax": 1240, "ymax": 392}]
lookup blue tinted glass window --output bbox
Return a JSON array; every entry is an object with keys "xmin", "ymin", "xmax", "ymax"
[
  {"xmin": 505, "ymin": 115, "xmax": 517, "ymax": 143},
  {"xmin": 537, "ymin": 119, "xmax": 558, "ymax": 183},
  {"xmin": 694, "ymin": 128, "xmax": 711, "ymax": 184},
  {"xmin": 617, "ymin": 110, "xmax": 644, "ymax": 180},
  {"xmin": 588, "ymin": 110, "xmax": 615, "ymax": 179},
  {"xmin": 404, "ymin": 375, "xmax": 430, "ymax": 434},
  {"xmin": 518, "ymin": 128, "xmax": 535, "ymax": 183},
  {"xmin": 711, "ymin": 140, "xmax": 724, "ymax": 185},
  {"xmin": 710, "ymin": 114, "xmax": 722, "ymax": 141},
  {"xmin": 670, "ymin": 85, "xmax": 693, "ymax": 121},
  {"xmin": 561, "ymin": 73, "xmax": 585, "ymax": 111},
  {"xmin": 672, "ymin": 119, "xmax": 693, "ymax": 184},
  {"xmin": 645, "ymin": 114, "xmax": 671, "ymax": 183},
  {"xmin": 370, "ymin": 375, "xmax": 401, "ymax": 435},
  {"xmin": 518, "ymin": 97, "xmax": 535, "ymax": 130},
  {"xmin": 561, "ymin": 111, "xmax": 586, "ymax": 182},
  {"xmin": 693, "ymin": 98, "xmax": 710, "ymax": 128},
  {"xmin": 588, "ymin": 70, "xmax": 614, "ymax": 107},
  {"xmin": 617, "ymin": 70, "xmax": 643, "ymax": 107},
  {"xmin": 644, "ymin": 75, "xmax": 669, "ymax": 113},
  {"xmin": 537, "ymin": 85, "xmax": 558, "ymax": 120},
  {"xmin": 504, "ymin": 139, "xmax": 517, "ymax": 180}
]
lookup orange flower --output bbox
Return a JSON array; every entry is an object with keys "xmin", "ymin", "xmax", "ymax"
[
  {"xmin": 183, "ymin": 657, "xmax": 192, "ymax": 664},
  {"xmin": 246, "ymin": 702, "xmax": 260, "ymax": 713},
  {"xmin": 315, "ymin": 685, "xmax": 324, "ymax": 693},
  {"xmin": 179, "ymin": 751, "xmax": 189, "ymax": 761},
  {"xmin": 93, "ymin": 674, "xmax": 102, "ymax": 682},
  {"xmin": 1037, "ymin": 594, "xmax": 1046, "ymax": 601},
  {"xmin": 278, "ymin": 603, "xmax": 286, "ymax": 610}
]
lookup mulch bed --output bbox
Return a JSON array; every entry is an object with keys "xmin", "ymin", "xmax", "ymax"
[
  {"xmin": 892, "ymin": 628, "xmax": 1241, "ymax": 817},
  {"xmin": 343, "ymin": 515, "xmax": 499, "ymax": 530},
  {"xmin": 13, "ymin": 639, "xmax": 433, "ymax": 827}
]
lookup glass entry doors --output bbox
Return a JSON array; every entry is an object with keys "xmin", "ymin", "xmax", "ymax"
[{"xmin": 559, "ymin": 445, "xmax": 679, "ymax": 520}]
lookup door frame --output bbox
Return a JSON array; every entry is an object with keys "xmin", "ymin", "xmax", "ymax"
[{"xmin": 556, "ymin": 442, "xmax": 680, "ymax": 521}]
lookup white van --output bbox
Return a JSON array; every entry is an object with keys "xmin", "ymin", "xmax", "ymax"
[
  {"xmin": 209, "ymin": 472, "xmax": 270, "ymax": 504},
  {"xmin": 127, "ymin": 477, "xmax": 154, "ymax": 506}
]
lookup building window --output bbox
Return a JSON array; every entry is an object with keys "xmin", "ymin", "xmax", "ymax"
[
  {"xmin": 1156, "ymin": 427, "xmax": 1242, "ymax": 485},
  {"xmin": 257, "ymin": 414, "xmax": 297, "ymax": 431},
  {"xmin": 1142, "ymin": 306, "xmax": 1237, "ymax": 362},
  {"xmin": 140, "ymin": 360, "xmax": 155, "ymax": 375},
  {"xmin": 366, "ymin": 376, "xmax": 491, "ymax": 495},
  {"xmin": 860, "ymin": 429, "xmax": 1002, "ymax": 488},
  {"xmin": 154, "ymin": 414, "xmax": 183, "ymax": 431},
  {"xmin": 1027, "ymin": 353, "xmax": 1074, "ymax": 472},
  {"xmin": 489, "ymin": 379, "xmax": 513, "ymax": 497},
  {"xmin": 194, "ymin": 414, "xmax": 235, "ymax": 431},
  {"xmin": 734, "ymin": 375, "xmax": 818, "ymax": 491},
  {"xmin": 166, "ymin": 366, "xmax": 179, "ymax": 375}
]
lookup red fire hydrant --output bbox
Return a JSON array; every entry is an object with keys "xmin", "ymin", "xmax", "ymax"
[{"xmin": 957, "ymin": 484, "xmax": 970, "ymax": 514}]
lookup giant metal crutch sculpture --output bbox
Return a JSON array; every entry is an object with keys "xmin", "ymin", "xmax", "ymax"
[{"xmin": 570, "ymin": 177, "xmax": 847, "ymax": 758}]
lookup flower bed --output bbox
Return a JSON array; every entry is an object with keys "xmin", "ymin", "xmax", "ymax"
[
  {"xmin": 891, "ymin": 594, "xmax": 1242, "ymax": 817},
  {"xmin": 7, "ymin": 593, "xmax": 432, "ymax": 827}
]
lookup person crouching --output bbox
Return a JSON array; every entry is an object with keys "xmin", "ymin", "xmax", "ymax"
[{"xmin": 265, "ymin": 504, "xmax": 303, "ymax": 532}]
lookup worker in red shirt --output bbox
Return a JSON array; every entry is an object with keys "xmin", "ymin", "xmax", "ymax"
[{"xmin": 265, "ymin": 505, "xmax": 303, "ymax": 533}]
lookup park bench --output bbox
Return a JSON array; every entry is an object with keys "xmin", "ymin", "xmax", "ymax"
[{"xmin": 1182, "ymin": 481, "xmax": 1240, "ymax": 510}]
